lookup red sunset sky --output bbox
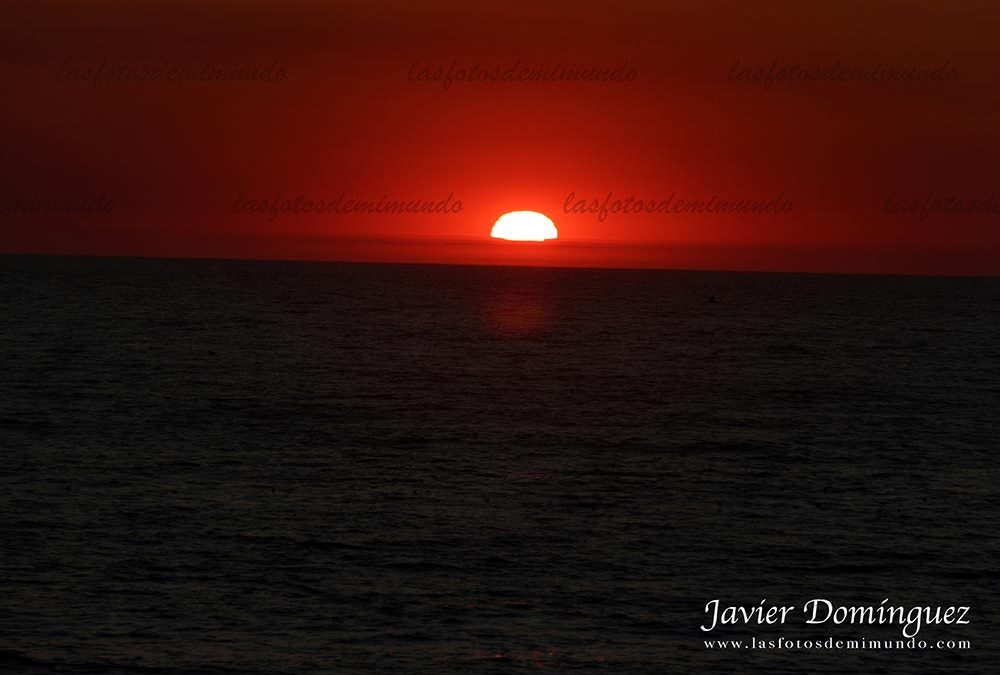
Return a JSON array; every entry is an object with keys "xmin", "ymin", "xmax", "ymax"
[{"xmin": 2, "ymin": 0, "xmax": 999, "ymax": 275}]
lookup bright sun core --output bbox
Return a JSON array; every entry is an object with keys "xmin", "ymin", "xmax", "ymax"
[{"xmin": 491, "ymin": 211, "xmax": 558, "ymax": 242}]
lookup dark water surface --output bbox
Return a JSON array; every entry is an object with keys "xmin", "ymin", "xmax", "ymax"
[{"xmin": 1, "ymin": 255, "xmax": 998, "ymax": 673}]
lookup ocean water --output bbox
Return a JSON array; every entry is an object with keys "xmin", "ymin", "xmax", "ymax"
[{"xmin": 1, "ymin": 255, "xmax": 997, "ymax": 673}]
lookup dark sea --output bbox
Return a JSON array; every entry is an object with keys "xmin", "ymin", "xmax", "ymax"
[{"xmin": 1, "ymin": 255, "xmax": 998, "ymax": 674}]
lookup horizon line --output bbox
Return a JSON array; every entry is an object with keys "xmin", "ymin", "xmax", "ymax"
[{"xmin": 2, "ymin": 251, "xmax": 997, "ymax": 280}]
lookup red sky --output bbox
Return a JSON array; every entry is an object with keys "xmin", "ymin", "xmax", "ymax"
[{"xmin": 2, "ymin": 0, "xmax": 999, "ymax": 275}]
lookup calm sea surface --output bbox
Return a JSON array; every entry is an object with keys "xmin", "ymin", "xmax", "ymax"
[{"xmin": 1, "ymin": 255, "xmax": 998, "ymax": 673}]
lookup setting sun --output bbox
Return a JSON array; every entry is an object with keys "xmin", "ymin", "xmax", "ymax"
[{"xmin": 490, "ymin": 211, "xmax": 558, "ymax": 242}]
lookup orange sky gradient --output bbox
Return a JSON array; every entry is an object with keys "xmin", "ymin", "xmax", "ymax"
[{"xmin": 2, "ymin": 0, "xmax": 999, "ymax": 275}]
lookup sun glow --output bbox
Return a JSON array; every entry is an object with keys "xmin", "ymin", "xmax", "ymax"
[{"xmin": 490, "ymin": 211, "xmax": 558, "ymax": 242}]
